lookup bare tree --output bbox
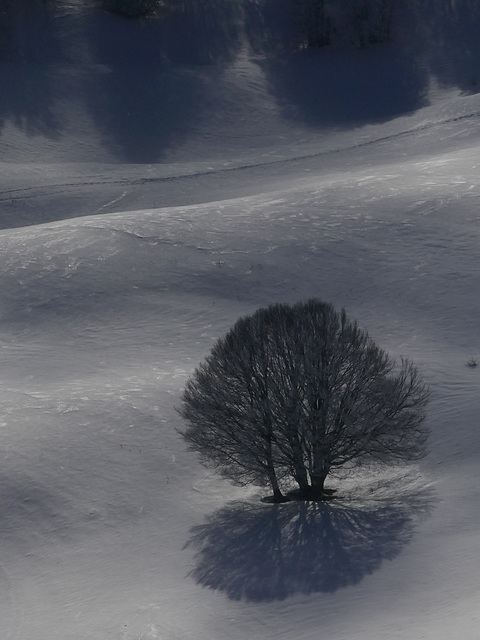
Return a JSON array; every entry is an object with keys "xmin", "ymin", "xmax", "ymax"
[{"xmin": 179, "ymin": 300, "xmax": 429, "ymax": 502}]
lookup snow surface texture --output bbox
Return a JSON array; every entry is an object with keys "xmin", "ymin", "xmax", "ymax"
[{"xmin": 1, "ymin": 2, "xmax": 480, "ymax": 639}]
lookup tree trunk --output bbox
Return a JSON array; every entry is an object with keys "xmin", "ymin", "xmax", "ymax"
[
  {"xmin": 277, "ymin": 418, "xmax": 309, "ymax": 498},
  {"xmin": 285, "ymin": 420, "xmax": 309, "ymax": 491},
  {"xmin": 272, "ymin": 486, "xmax": 286, "ymax": 502},
  {"xmin": 267, "ymin": 460, "xmax": 285, "ymax": 502},
  {"xmin": 293, "ymin": 460, "xmax": 310, "ymax": 492},
  {"xmin": 310, "ymin": 464, "xmax": 330, "ymax": 499},
  {"xmin": 311, "ymin": 446, "xmax": 330, "ymax": 497},
  {"xmin": 310, "ymin": 473, "xmax": 327, "ymax": 493}
]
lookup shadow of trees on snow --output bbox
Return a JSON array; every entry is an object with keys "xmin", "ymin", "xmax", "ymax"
[
  {"xmin": 2, "ymin": 0, "xmax": 480, "ymax": 157},
  {"xmin": 257, "ymin": 47, "xmax": 430, "ymax": 128},
  {"xmin": 0, "ymin": 0, "xmax": 64, "ymax": 138},
  {"xmin": 0, "ymin": 0, "xmax": 243, "ymax": 159},
  {"xmin": 186, "ymin": 482, "xmax": 434, "ymax": 602},
  {"xmin": 243, "ymin": 0, "xmax": 430, "ymax": 128},
  {"xmin": 411, "ymin": 0, "xmax": 480, "ymax": 91},
  {"xmin": 82, "ymin": 63, "xmax": 209, "ymax": 163},
  {"xmin": 81, "ymin": 0, "xmax": 244, "ymax": 162},
  {"xmin": 244, "ymin": 0, "xmax": 480, "ymax": 128}
]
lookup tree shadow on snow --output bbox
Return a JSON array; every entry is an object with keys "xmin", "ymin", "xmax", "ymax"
[
  {"xmin": 82, "ymin": 1, "xmax": 243, "ymax": 162},
  {"xmin": 154, "ymin": 0, "xmax": 244, "ymax": 66},
  {"xmin": 0, "ymin": 0, "xmax": 64, "ymax": 138},
  {"xmin": 186, "ymin": 484, "xmax": 434, "ymax": 602},
  {"xmin": 0, "ymin": 64, "xmax": 62, "ymax": 139},
  {"xmin": 245, "ymin": 0, "xmax": 480, "ymax": 128},
  {"xmin": 82, "ymin": 63, "xmax": 210, "ymax": 163},
  {"xmin": 243, "ymin": 0, "xmax": 430, "ymax": 128},
  {"xmin": 0, "ymin": 474, "xmax": 72, "ymax": 550},
  {"xmin": 258, "ymin": 46, "xmax": 430, "ymax": 129},
  {"xmin": 411, "ymin": 0, "xmax": 480, "ymax": 92}
]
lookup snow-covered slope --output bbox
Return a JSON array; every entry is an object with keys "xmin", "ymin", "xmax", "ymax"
[{"xmin": 1, "ymin": 3, "xmax": 480, "ymax": 639}]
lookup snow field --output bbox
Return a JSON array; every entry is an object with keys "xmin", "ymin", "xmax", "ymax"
[{"xmin": 1, "ymin": 4, "xmax": 480, "ymax": 637}]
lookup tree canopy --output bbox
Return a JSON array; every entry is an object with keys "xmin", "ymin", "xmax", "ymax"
[{"xmin": 180, "ymin": 300, "xmax": 429, "ymax": 501}]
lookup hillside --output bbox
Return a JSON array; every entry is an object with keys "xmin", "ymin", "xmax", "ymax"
[{"xmin": 1, "ymin": 2, "xmax": 480, "ymax": 639}]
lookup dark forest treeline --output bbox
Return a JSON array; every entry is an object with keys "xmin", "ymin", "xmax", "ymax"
[{"xmin": 2, "ymin": 0, "xmax": 480, "ymax": 56}]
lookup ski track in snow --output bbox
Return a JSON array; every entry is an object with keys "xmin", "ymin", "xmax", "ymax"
[{"xmin": 1, "ymin": 102, "xmax": 480, "ymax": 221}]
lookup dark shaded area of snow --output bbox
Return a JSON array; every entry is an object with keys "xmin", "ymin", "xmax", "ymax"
[
  {"xmin": 187, "ymin": 481, "xmax": 434, "ymax": 601},
  {"xmin": 1, "ymin": 0, "xmax": 480, "ymax": 163}
]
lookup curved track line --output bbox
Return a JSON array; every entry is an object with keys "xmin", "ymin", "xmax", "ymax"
[{"xmin": 0, "ymin": 108, "xmax": 479, "ymax": 206}]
